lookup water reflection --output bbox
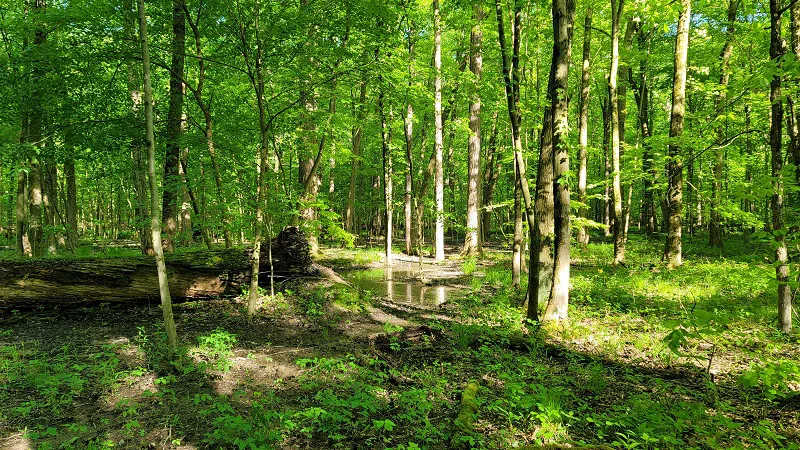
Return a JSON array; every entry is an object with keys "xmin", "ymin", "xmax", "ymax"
[{"xmin": 344, "ymin": 264, "xmax": 459, "ymax": 309}]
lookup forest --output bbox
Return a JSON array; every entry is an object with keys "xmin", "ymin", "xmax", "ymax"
[{"xmin": 1, "ymin": 0, "xmax": 800, "ymax": 448}]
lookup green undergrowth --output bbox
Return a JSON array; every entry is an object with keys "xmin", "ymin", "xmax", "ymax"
[{"xmin": 1, "ymin": 233, "xmax": 798, "ymax": 449}]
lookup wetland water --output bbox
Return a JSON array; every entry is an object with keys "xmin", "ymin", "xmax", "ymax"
[{"xmin": 343, "ymin": 264, "xmax": 464, "ymax": 309}]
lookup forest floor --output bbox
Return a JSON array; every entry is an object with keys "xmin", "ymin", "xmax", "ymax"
[{"xmin": 1, "ymin": 234, "xmax": 799, "ymax": 449}]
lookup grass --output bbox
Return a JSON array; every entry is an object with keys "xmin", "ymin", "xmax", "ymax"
[{"xmin": 1, "ymin": 232, "xmax": 799, "ymax": 449}]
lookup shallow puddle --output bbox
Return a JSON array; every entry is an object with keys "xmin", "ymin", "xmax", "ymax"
[{"xmin": 343, "ymin": 264, "xmax": 464, "ymax": 309}]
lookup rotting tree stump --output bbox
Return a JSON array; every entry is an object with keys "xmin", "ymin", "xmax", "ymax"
[{"xmin": 0, "ymin": 227, "xmax": 317, "ymax": 307}]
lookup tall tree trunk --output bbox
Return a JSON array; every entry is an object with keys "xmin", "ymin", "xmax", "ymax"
[
  {"xmin": 610, "ymin": 0, "xmax": 625, "ymax": 265},
  {"xmin": 27, "ymin": 0, "xmax": 46, "ymax": 258},
  {"xmin": 379, "ymin": 88, "xmax": 393, "ymax": 266},
  {"xmin": 137, "ymin": 0, "xmax": 178, "ymax": 348},
  {"xmin": 65, "ymin": 158, "xmax": 78, "ymax": 251},
  {"xmin": 404, "ymin": 31, "xmax": 415, "ymax": 256},
  {"xmin": 769, "ymin": 0, "xmax": 791, "ymax": 333},
  {"xmin": 543, "ymin": 0, "xmax": 575, "ymax": 322},
  {"xmin": 709, "ymin": 0, "xmax": 739, "ymax": 247},
  {"xmin": 788, "ymin": 1, "xmax": 800, "ymax": 192},
  {"xmin": 123, "ymin": 0, "xmax": 152, "ymax": 255},
  {"xmin": 433, "ymin": 0, "xmax": 445, "ymax": 262},
  {"xmin": 246, "ymin": 0, "xmax": 270, "ymax": 316},
  {"xmin": 496, "ymin": 0, "xmax": 538, "ymax": 311},
  {"xmin": 185, "ymin": 9, "xmax": 231, "ymax": 249},
  {"xmin": 664, "ymin": 0, "xmax": 691, "ymax": 268},
  {"xmin": 404, "ymin": 103, "xmax": 414, "ymax": 255},
  {"xmin": 577, "ymin": 8, "xmax": 592, "ymax": 246},
  {"xmin": 513, "ymin": 171, "xmax": 522, "ymax": 288},
  {"xmin": 481, "ymin": 115, "xmax": 500, "ymax": 241},
  {"xmin": 464, "ymin": 4, "xmax": 484, "ymax": 256},
  {"xmin": 602, "ymin": 97, "xmax": 612, "ymax": 236},
  {"xmin": 162, "ymin": 0, "xmax": 186, "ymax": 253},
  {"xmin": 16, "ymin": 169, "xmax": 30, "ymax": 257},
  {"xmin": 744, "ymin": 105, "xmax": 755, "ymax": 217},
  {"xmin": 42, "ymin": 163, "xmax": 57, "ymax": 254},
  {"xmin": 631, "ymin": 23, "xmax": 656, "ymax": 234},
  {"xmin": 346, "ymin": 79, "xmax": 367, "ymax": 235}
]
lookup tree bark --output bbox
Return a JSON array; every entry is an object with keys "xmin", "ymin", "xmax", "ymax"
[
  {"xmin": 138, "ymin": 0, "xmax": 178, "ymax": 348},
  {"xmin": 27, "ymin": 0, "xmax": 46, "ymax": 258},
  {"xmin": 630, "ymin": 23, "xmax": 657, "ymax": 234},
  {"xmin": 481, "ymin": 114, "xmax": 500, "ymax": 242},
  {"xmin": 246, "ymin": 0, "xmax": 270, "ymax": 316},
  {"xmin": 769, "ymin": 0, "xmax": 791, "ymax": 333},
  {"xmin": 379, "ymin": 88, "xmax": 393, "ymax": 266},
  {"xmin": 433, "ymin": 0, "xmax": 445, "ymax": 262},
  {"xmin": 464, "ymin": 4, "xmax": 484, "ymax": 256},
  {"xmin": 542, "ymin": 0, "xmax": 575, "ymax": 322},
  {"xmin": 65, "ymin": 158, "xmax": 78, "ymax": 252},
  {"xmin": 709, "ymin": 0, "xmax": 740, "ymax": 248},
  {"xmin": 664, "ymin": 0, "xmax": 691, "ymax": 268},
  {"xmin": 576, "ymin": 8, "xmax": 592, "ymax": 247},
  {"xmin": 496, "ymin": 0, "xmax": 538, "ymax": 312},
  {"xmin": 162, "ymin": 0, "xmax": 186, "ymax": 253},
  {"xmin": 404, "ymin": 31, "xmax": 415, "ymax": 256},
  {"xmin": 610, "ymin": 0, "xmax": 625, "ymax": 265},
  {"xmin": 16, "ymin": 169, "xmax": 30, "ymax": 257},
  {"xmin": 346, "ymin": 79, "xmax": 367, "ymax": 235}
]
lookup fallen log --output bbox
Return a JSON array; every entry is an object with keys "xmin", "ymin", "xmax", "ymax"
[{"xmin": 0, "ymin": 227, "xmax": 318, "ymax": 307}]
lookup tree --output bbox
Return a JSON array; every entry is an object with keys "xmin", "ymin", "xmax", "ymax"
[
  {"xmin": 708, "ymin": 0, "xmax": 740, "ymax": 248},
  {"xmin": 542, "ymin": 0, "xmax": 575, "ymax": 321},
  {"xmin": 137, "ymin": 0, "xmax": 178, "ymax": 348},
  {"xmin": 463, "ymin": 3, "xmax": 484, "ymax": 256},
  {"xmin": 664, "ymin": 0, "xmax": 691, "ymax": 268},
  {"xmin": 610, "ymin": 0, "xmax": 625, "ymax": 265},
  {"xmin": 769, "ymin": 0, "xmax": 791, "ymax": 333},
  {"xmin": 162, "ymin": 0, "xmax": 187, "ymax": 253},
  {"xmin": 433, "ymin": 0, "xmax": 445, "ymax": 262},
  {"xmin": 576, "ymin": 8, "xmax": 592, "ymax": 247}
]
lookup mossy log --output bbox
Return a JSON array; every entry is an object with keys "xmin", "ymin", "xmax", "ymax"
[{"xmin": 0, "ymin": 227, "xmax": 317, "ymax": 307}]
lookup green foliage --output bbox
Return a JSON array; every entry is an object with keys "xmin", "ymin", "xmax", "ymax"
[
  {"xmin": 196, "ymin": 328, "xmax": 238, "ymax": 372},
  {"xmin": 740, "ymin": 360, "xmax": 800, "ymax": 402}
]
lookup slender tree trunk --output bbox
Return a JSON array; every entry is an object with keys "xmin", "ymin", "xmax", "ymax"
[
  {"xmin": 631, "ymin": 23, "xmax": 656, "ymax": 235},
  {"xmin": 42, "ymin": 163, "xmax": 57, "ymax": 254},
  {"xmin": 769, "ymin": 0, "xmax": 791, "ymax": 333},
  {"xmin": 464, "ymin": 4, "xmax": 484, "ymax": 256},
  {"xmin": 27, "ymin": 0, "xmax": 46, "ymax": 258},
  {"xmin": 404, "ymin": 33, "xmax": 415, "ymax": 256},
  {"xmin": 577, "ymin": 8, "xmax": 592, "ymax": 246},
  {"xmin": 610, "ymin": 0, "xmax": 625, "ymax": 265},
  {"xmin": 123, "ymin": 0, "xmax": 153, "ymax": 256},
  {"xmin": 496, "ymin": 0, "xmax": 538, "ymax": 312},
  {"xmin": 137, "ymin": 0, "xmax": 177, "ymax": 348},
  {"xmin": 379, "ymin": 89, "xmax": 393, "ymax": 266},
  {"xmin": 65, "ymin": 158, "xmax": 78, "ymax": 251},
  {"xmin": 513, "ymin": 171, "xmax": 522, "ymax": 288},
  {"xmin": 602, "ymin": 97, "xmax": 612, "ymax": 237},
  {"xmin": 433, "ymin": 0, "xmax": 445, "ymax": 262},
  {"xmin": 744, "ymin": 105, "xmax": 755, "ymax": 217},
  {"xmin": 16, "ymin": 169, "xmax": 30, "ymax": 257},
  {"xmin": 346, "ymin": 79, "xmax": 367, "ymax": 235},
  {"xmin": 404, "ymin": 102, "xmax": 414, "ymax": 255},
  {"xmin": 185, "ymin": 10, "xmax": 231, "ymax": 249},
  {"xmin": 709, "ymin": 0, "xmax": 739, "ymax": 247},
  {"xmin": 481, "ymin": 115, "xmax": 500, "ymax": 241},
  {"xmin": 788, "ymin": 1, "xmax": 800, "ymax": 192},
  {"xmin": 246, "ymin": 0, "xmax": 270, "ymax": 316},
  {"xmin": 543, "ymin": 0, "xmax": 575, "ymax": 321},
  {"xmin": 664, "ymin": 0, "xmax": 691, "ymax": 268},
  {"xmin": 162, "ymin": 0, "xmax": 186, "ymax": 253}
]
